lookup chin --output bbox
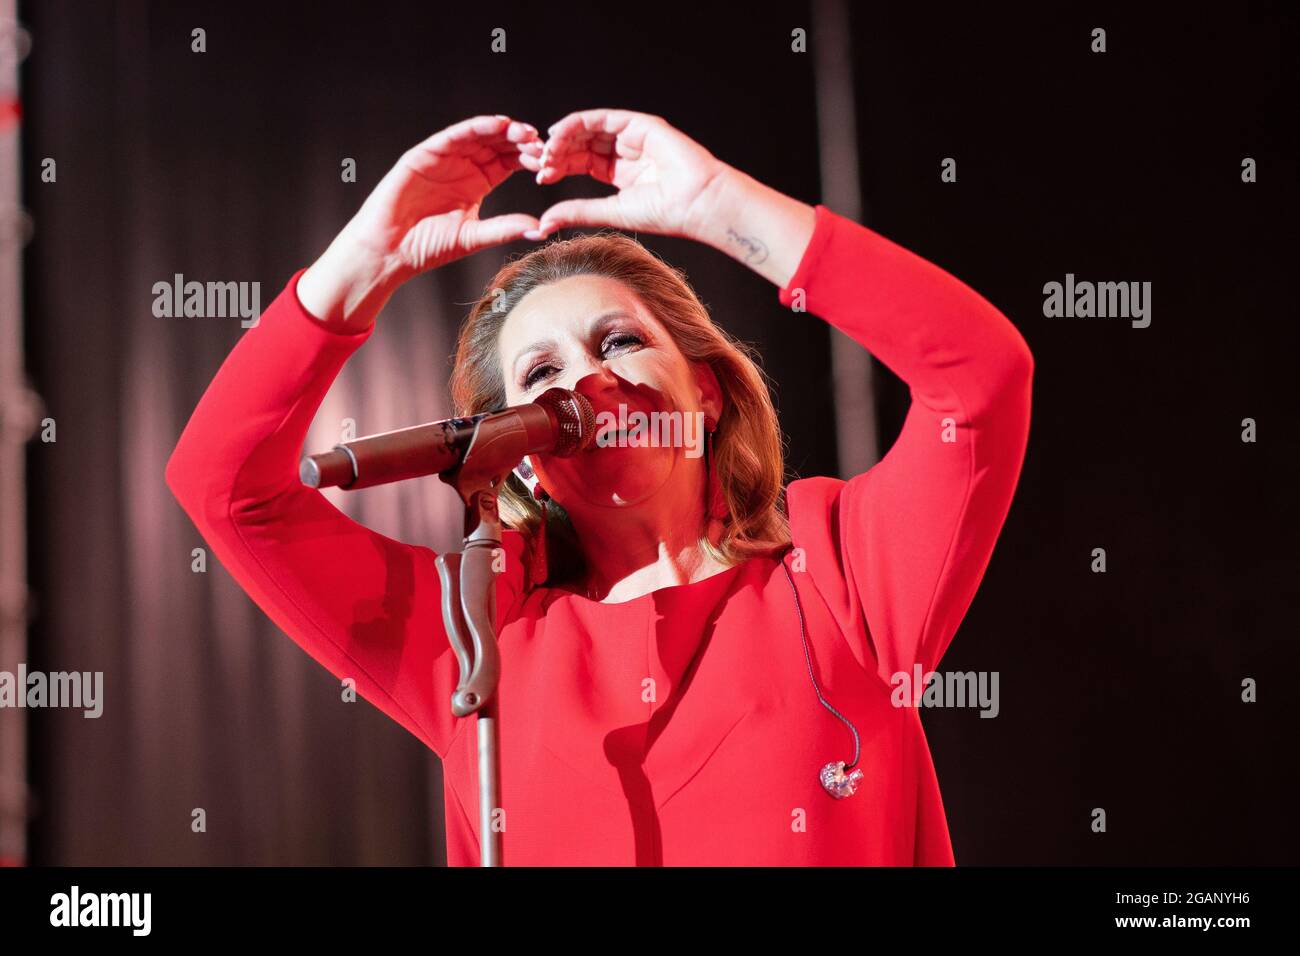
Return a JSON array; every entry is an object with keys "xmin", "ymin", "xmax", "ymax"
[{"xmin": 557, "ymin": 447, "xmax": 677, "ymax": 509}]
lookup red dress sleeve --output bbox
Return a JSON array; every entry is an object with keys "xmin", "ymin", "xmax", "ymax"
[
  {"xmin": 164, "ymin": 268, "xmax": 530, "ymax": 758},
  {"xmin": 781, "ymin": 205, "xmax": 1033, "ymax": 690}
]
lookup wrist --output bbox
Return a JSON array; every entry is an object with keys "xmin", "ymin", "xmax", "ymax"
[
  {"xmin": 684, "ymin": 161, "xmax": 745, "ymax": 248},
  {"xmin": 332, "ymin": 220, "xmax": 416, "ymax": 291},
  {"xmin": 299, "ymin": 231, "xmax": 409, "ymax": 332},
  {"xmin": 688, "ymin": 165, "xmax": 817, "ymax": 289}
]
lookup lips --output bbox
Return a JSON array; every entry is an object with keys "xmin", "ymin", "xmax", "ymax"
[
  {"xmin": 589, "ymin": 424, "xmax": 631, "ymax": 450},
  {"xmin": 587, "ymin": 405, "xmax": 637, "ymax": 450},
  {"xmin": 584, "ymin": 401, "xmax": 671, "ymax": 451}
]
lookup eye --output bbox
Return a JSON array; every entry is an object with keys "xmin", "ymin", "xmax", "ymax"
[
  {"xmin": 523, "ymin": 362, "xmax": 556, "ymax": 390},
  {"xmin": 521, "ymin": 331, "xmax": 645, "ymax": 390},
  {"xmin": 603, "ymin": 331, "xmax": 643, "ymax": 353}
]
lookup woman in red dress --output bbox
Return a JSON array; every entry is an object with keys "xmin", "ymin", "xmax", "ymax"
[{"xmin": 165, "ymin": 110, "xmax": 1033, "ymax": 865}]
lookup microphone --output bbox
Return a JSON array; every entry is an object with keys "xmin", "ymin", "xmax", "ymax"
[{"xmin": 299, "ymin": 387, "xmax": 595, "ymax": 490}]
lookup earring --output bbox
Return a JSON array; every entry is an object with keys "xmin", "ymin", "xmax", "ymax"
[
  {"xmin": 513, "ymin": 455, "xmax": 541, "ymax": 497},
  {"xmin": 513, "ymin": 456, "xmax": 550, "ymax": 588}
]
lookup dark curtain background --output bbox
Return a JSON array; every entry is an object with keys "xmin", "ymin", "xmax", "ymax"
[
  {"xmin": 19, "ymin": 0, "xmax": 828, "ymax": 865},
  {"xmin": 20, "ymin": 0, "xmax": 1298, "ymax": 864},
  {"xmin": 853, "ymin": 5, "xmax": 1299, "ymax": 865}
]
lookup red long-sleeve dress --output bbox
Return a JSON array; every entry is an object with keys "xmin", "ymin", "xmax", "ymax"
[{"xmin": 165, "ymin": 204, "xmax": 1032, "ymax": 866}]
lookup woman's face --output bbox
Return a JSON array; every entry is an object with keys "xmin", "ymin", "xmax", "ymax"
[{"xmin": 498, "ymin": 274, "xmax": 720, "ymax": 511}]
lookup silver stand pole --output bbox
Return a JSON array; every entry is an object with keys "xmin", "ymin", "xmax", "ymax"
[{"xmin": 434, "ymin": 485, "xmax": 505, "ymax": 867}]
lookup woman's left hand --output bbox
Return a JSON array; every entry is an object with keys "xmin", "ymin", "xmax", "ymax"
[{"xmin": 530, "ymin": 109, "xmax": 728, "ymax": 242}]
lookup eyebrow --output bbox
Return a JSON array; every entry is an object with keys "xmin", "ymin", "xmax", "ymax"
[{"xmin": 510, "ymin": 309, "xmax": 639, "ymax": 382}]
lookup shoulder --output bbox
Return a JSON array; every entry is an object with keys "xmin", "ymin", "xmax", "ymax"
[
  {"xmin": 785, "ymin": 475, "xmax": 849, "ymax": 550},
  {"xmin": 784, "ymin": 476, "xmax": 858, "ymax": 611}
]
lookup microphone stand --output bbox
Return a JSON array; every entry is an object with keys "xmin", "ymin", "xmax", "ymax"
[{"xmin": 432, "ymin": 414, "xmax": 534, "ymax": 868}]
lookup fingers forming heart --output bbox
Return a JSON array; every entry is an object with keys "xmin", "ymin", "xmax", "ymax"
[
  {"xmin": 535, "ymin": 109, "xmax": 645, "ymax": 186},
  {"xmin": 526, "ymin": 109, "xmax": 660, "ymax": 237},
  {"xmin": 482, "ymin": 110, "xmax": 657, "ymax": 241}
]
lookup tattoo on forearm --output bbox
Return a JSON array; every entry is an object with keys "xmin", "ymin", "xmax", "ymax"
[{"xmin": 724, "ymin": 227, "xmax": 769, "ymax": 265}]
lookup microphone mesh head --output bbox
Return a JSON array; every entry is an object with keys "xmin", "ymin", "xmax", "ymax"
[{"xmin": 536, "ymin": 387, "xmax": 595, "ymax": 457}]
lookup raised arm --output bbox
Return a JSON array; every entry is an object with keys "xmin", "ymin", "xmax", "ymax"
[
  {"xmin": 166, "ymin": 115, "xmax": 548, "ymax": 757},
  {"xmin": 768, "ymin": 203, "xmax": 1032, "ymax": 688},
  {"xmin": 689, "ymin": 157, "xmax": 1031, "ymax": 686}
]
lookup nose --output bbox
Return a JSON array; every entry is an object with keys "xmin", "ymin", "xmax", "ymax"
[
  {"xmin": 564, "ymin": 356, "xmax": 621, "ymax": 405},
  {"xmin": 571, "ymin": 373, "xmax": 622, "ymax": 415}
]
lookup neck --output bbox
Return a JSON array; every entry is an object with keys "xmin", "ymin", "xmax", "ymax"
[{"xmin": 563, "ymin": 481, "xmax": 731, "ymax": 604}]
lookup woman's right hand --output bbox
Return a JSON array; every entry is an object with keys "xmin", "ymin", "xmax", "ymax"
[{"xmin": 299, "ymin": 114, "xmax": 544, "ymax": 331}]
